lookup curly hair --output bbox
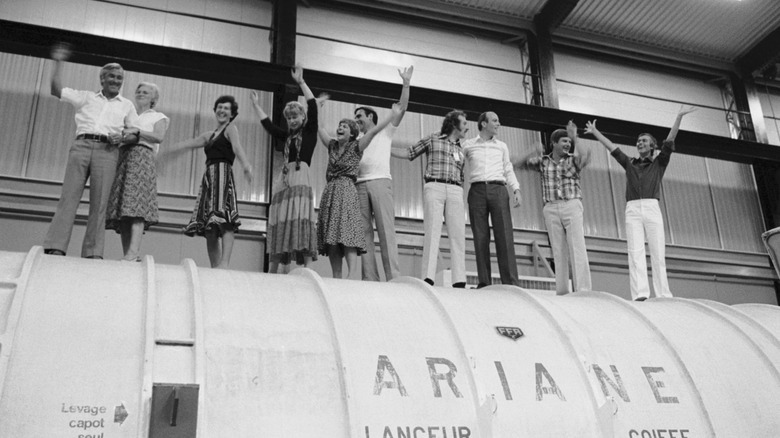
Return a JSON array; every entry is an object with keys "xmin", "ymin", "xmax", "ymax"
[{"xmin": 213, "ymin": 95, "xmax": 239, "ymax": 120}]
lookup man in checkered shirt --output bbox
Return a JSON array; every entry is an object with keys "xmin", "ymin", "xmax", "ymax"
[
  {"xmin": 523, "ymin": 121, "xmax": 592, "ymax": 295},
  {"xmin": 392, "ymin": 110, "xmax": 469, "ymax": 287}
]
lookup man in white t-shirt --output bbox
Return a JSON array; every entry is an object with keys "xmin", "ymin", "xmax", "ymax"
[{"xmin": 354, "ymin": 66, "xmax": 413, "ymax": 281}]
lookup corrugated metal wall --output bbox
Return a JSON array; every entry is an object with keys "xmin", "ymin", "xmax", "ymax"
[
  {"xmin": 0, "ymin": 0, "xmax": 273, "ymax": 62},
  {"xmin": 758, "ymin": 86, "xmax": 780, "ymax": 146}
]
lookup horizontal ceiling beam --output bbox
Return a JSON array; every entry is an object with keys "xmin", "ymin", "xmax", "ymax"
[
  {"xmin": 1, "ymin": 19, "xmax": 777, "ymax": 165},
  {"xmin": 736, "ymin": 25, "xmax": 780, "ymax": 78},
  {"xmin": 535, "ymin": 0, "xmax": 580, "ymax": 31}
]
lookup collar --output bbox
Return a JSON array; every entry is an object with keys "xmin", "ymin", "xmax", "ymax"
[
  {"xmin": 632, "ymin": 155, "xmax": 654, "ymax": 164},
  {"xmin": 542, "ymin": 152, "xmax": 573, "ymax": 161},
  {"xmin": 472, "ymin": 134, "xmax": 496, "ymax": 144},
  {"xmin": 437, "ymin": 133, "xmax": 461, "ymax": 145},
  {"xmin": 96, "ymin": 90, "xmax": 124, "ymax": 101}
]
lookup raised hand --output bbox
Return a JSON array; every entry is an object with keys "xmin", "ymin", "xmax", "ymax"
[
  {"xmin": 250, "ymin": 90, "xmax": 260, "ymax": 105},
  {"xmin": 316, "ymin": 92, "xmax": 330, "ymax": 108},
  {"xmin": 391, "ymin": 102, "xmax": 403, "ymax": 116},
  {"xmin": 667, "ymin": 105, "xmax": 697, "ymax": 141},
  {"xmin": 291, "ymin": 65, "xmax": 304, "ymax": 85},
  {"xmin": 398, "ymin": 65, "xmax": 414, "ymax": 84},
  {"xmin": 50, "ymin": 42, "xmax": 72, "ymax": 61},
  {"xmin": 584, "ymin": 120, "xmax": 598, "ymax": 135},
  {"xmin": 567, "ymin": 120, "xmax": 578, "ymax": 137},
  {"xmin": 678, "ymin": 105, "xmax": 697, "ymax": 117}
]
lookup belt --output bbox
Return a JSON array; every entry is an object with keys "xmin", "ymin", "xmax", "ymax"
[
  {"xmin": 425, "ymin": 178, "xmax": 462, "ymax": 187},
  {"xmin": 76, "ymin": 133, "xmax": 110, "ymax": 143},
  {"xmin": 471, "ymin": 180, "xmax": 505, "ymax": 186}
]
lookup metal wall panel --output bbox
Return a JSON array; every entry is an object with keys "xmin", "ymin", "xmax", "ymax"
[
  {"xmin": 707, "ymin": 159, "xmax": 764, "ymax": 253},
  {"xmin": 577, "ymin": 139, "xmax": 619, "ymax": 238},
  {"xmin": 499, "ymin": 127, "xmax": 545, "ymax": 231},
  {"xmin": 758, "ymin": 87, "xmax": 780, "ymax": 146},
  {"xmin": 296, "ymin": 6, "xmax": 529, "ymax": 104},
  {"xmin": 663, "ymin": 153, "xmax": 720, "ymax": 248},
  {"xmin": 389, "ymin": 111, "xmax": 426, "ymax": 220},
  {"xmin": 607, "ymin": 148, "xmax": 628, "ymax": 239},
  {"xmin": 26, "ymin": 60, "xmax": 97, "ymax": 183},
  {"xmin": 0, "ymin": 53, "xmax": 41, "ymax": 177},
  {"xmin": 556, "ymin": 52, "xmax": 728, "ymax": 135},
  {"xmin": 1, "ymin": 0, "xmax": 274, "ymax": 62}
]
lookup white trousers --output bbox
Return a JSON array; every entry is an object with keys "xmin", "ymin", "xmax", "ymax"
[
  {"xmin": 422, "ymin": 182, "xmax": 466, "ymax": 283},
  {"xmin": 543, "ymin": 199, "xmax": 592, "ymax": 294},
  {"xmin": 625, "ymin": 199, "xmax": 672, "ymax": 299}
]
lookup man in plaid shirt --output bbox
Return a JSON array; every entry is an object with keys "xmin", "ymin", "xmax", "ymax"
[
  {"xmin": 523, "ymin": 121, "xmax": 592, "ymax": 294},
  {"xmin": 392, "ymin": 110, "xmax": 469, "ymax": 287}
]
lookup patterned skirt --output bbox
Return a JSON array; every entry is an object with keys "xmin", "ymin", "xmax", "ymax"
[
  {"xmin": 317, "ymin": 176, "xmax": 365, "ymax": 255},
  {"xmin": 106, "ymin": 144, "xmax": 159, "ymax": 232},
  {"xmin": 267, "ymin": 162, "xmax": 318, "ymax": 265},
  {"xmin": 183, "ymin": 162, "xmax": 241, "ymax": 237}
]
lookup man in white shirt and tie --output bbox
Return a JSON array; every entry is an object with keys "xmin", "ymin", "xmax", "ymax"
[{"xmin": 463, "ymin": 111, "xmax": 522, "ymax": 288}]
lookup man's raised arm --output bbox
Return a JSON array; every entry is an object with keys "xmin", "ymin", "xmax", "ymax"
[
  {"xmin": 666, "ymin": 105, "xmax": 697, "ymax": 142},
  {"xmin": 392, "ymin": 66, "xmax": 414, "ymax": 126},
  {"xmin": 50, "ymin": 43, "xmax": 71, "ymax": 98}
]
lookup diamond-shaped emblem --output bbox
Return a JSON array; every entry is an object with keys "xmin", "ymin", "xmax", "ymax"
[{"xmin": 496, "ymin": 326, "xmax": 523, "ymax": 340}]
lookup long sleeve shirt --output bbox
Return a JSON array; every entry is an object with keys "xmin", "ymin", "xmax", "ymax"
[
  {"xmin": 462, "ymin": 135, "xmax": 520, "ymax": 192},
  {"xmin": 610, "ymin": 139, "xmax": 675, "ymax": 201}
]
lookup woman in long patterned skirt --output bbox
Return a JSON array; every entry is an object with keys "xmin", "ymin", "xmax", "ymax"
[
  {"xmin": 106, "ymin": 82, "xmax": 169, "ymax": 261},
  {"xmin": 250, "ymin": 66, "xmax": 319, "ymax": 273},
  {"xmin": 179, "ymin": 95, "xmax": 253, "ymax": 268},
  {"xmin": 316, "ymin": 103, "xmax": 402, "ymax": 278}
]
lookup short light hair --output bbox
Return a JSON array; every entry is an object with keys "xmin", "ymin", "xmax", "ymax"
[
  {"xmin": 283, "ymin": 101, "xmax": 307, "ymax": 128},
  {"xmin": 99, "ymin": 63, "xmax": 124, "ymax": 80},
  {"xmin": 136, "ymin": 82, "xmax": 160, "ymax": 108}
]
